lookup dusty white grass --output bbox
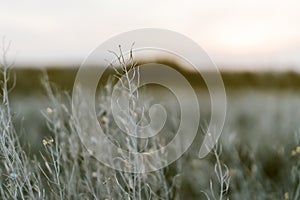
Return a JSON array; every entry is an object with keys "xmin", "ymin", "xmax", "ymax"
[
  {"xmin": 0, "ymin": 40, "xmax": 44, "ymax": 199},
  {"xmin": 0, "ymin": 42, "xmax": 230, "ymax": 199}
]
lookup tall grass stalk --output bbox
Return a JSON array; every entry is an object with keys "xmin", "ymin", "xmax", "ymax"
[{"xmin": 0, "ymin": 40, "xmax": 44, "ymax": 199}]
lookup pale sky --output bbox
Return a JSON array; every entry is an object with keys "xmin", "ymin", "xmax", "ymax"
[{"xmin": 0, "ymin": 0, "xmax": 300, "ymax": 70}]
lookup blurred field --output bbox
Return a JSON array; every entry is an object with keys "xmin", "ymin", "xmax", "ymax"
[{"xmin": 8, "ymin": 67, "xmax": 300, "ymax": 94}]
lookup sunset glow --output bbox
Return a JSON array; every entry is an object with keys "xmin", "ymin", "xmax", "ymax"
[{"xmin": 0, "ymin": 0, "xmax": 299, "ymax": 69}]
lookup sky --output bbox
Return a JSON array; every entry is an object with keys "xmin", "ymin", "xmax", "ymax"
[{"xmin": 0, "ymin": 0, "xmax": 300, "ymax": 70}]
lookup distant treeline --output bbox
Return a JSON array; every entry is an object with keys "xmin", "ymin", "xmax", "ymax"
[{"xmin": 4, "ymin": 67, "xmax": 300, "ymax": 95}]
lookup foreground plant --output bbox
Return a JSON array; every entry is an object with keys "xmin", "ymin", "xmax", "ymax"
[
  {"xmin": 0, "ymin": 40, "xmax": 44, "ymax": 199},
  {"xmin": 0, "ymin": 43, "xmax": 230, "ymax": 199}
]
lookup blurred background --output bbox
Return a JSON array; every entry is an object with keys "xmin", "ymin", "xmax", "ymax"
[
  {"xmin": 1, "ymin": 0, "xmax": 300, "ymax": 199},
  {"xmin": 1, "ymin": 0, "xmax": 300, "ymax": 70}
]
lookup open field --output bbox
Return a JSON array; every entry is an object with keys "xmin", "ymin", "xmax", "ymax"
[{"xmin": 1, "ymin": 66, "xmax": 300, "ymax": 199}]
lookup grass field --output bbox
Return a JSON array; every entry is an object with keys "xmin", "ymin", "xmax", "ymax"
[{"xmin": 1, "ymin": 65, "xmax": 300, "ymax": 199}]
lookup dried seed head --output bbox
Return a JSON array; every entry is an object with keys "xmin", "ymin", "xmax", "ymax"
[
  {"xmin": 284, "ymin": 192, "xmax": 289, "ymax": 200},
  {"xmin": 49, "ymin": 137, "xmax": 54, "ymax": 144},
  {"xmin": 46, "ymin": 107, "xmax": 53, "ymax": 114},
  {"xmin": 296, "ymin": 146, "xmax": 300, "ymax": 153},
  {"xmin": 42, "ymin": 139, "xmax": 48, "ymax": 146}
]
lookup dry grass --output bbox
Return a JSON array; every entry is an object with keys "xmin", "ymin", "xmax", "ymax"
[{"xmin": 0, "ymin": 45, "xmax": 230, "ymax": 199}]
